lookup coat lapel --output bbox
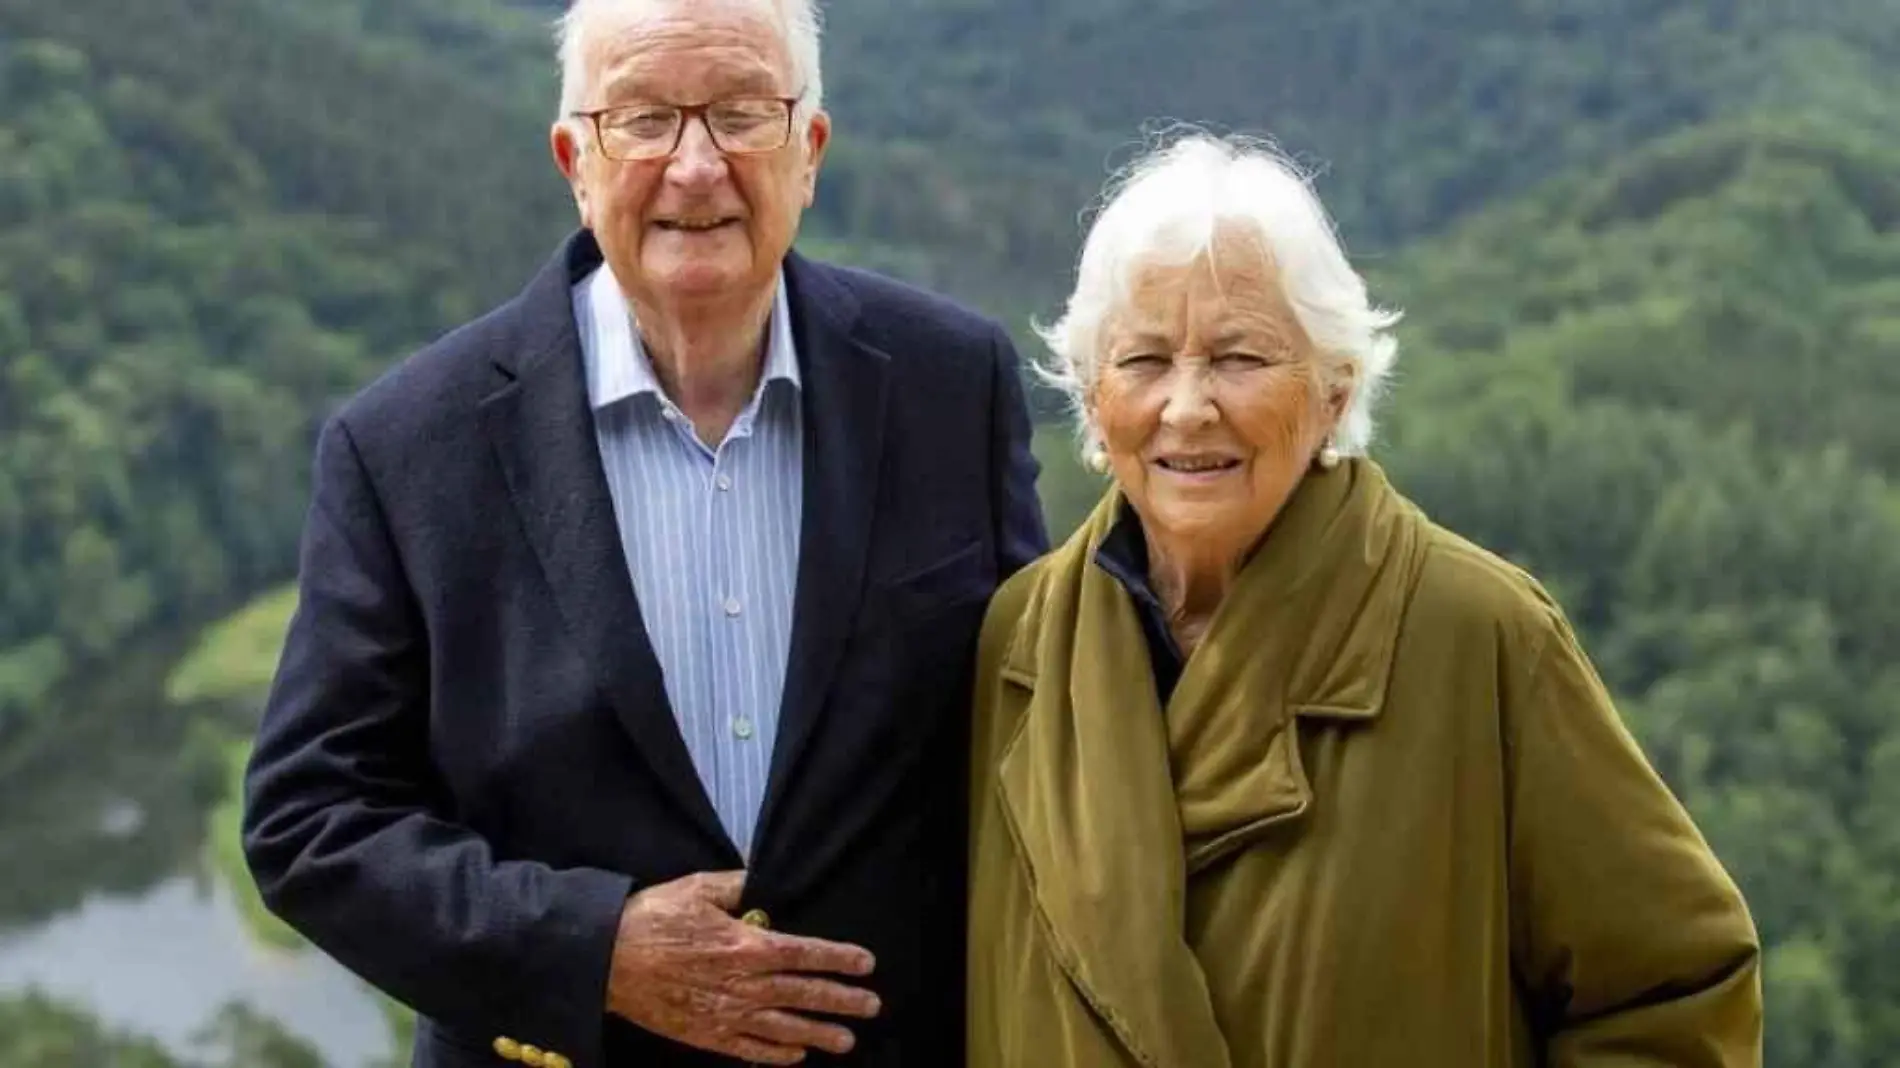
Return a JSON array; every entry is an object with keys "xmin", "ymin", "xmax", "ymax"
[
  {"xmin": 752, "ymin": 253, "xmax": 890, "ymax": 853},
  {"xmin": 478, "ymin": 233, "xmax": 734, "ymax": 856},
  {"xmin": 993, "ymin": 496, "xmax": 1238, "ymax": 1068}
]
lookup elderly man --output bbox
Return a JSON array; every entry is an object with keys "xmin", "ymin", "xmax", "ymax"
[{"xmin": 239, "ymin": 0, "xmax": 1047, "ymax": 1065}]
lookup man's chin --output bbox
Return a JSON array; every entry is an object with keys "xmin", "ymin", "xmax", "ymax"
[{"xmin": 635, "ymin": 258, "xmax": 759, "ymax": 304}]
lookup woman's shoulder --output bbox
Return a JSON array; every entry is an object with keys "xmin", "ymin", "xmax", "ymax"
[
  {"xmin": 1403, "ymin": 516, "xmax": 1572, "ymax": 662},
  {"xmin": 978, "ymin": 555, "xmax": 1059, "ymax": 666}
]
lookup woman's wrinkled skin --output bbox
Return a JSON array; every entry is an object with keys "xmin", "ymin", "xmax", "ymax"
[{"xmin": 1088, "ymin": 226, "xmax": 1355, "ymax": 652}]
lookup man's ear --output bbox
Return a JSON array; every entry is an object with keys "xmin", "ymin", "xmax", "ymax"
[
  {"xmin": 551, "ymin": 122, "xmax": 593, "ymax": 227},
  {"xmin": 798, "ymin": 110, "xmax": 832, "ymax": 208}
]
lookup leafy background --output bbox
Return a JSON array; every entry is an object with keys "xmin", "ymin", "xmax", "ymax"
[{"xmin": 1, "ymin": 0, "xmax": 1896, "ymax": 1063}]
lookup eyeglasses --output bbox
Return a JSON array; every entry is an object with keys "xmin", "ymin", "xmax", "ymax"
[{"xmin": 569, "ymin": 97, "xmax": 802, "ymax": 162}]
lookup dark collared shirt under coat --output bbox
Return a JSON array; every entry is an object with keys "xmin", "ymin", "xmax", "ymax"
[{"xmin": 1093, "ymin": 502, "xmax": 1186, "ymax": 704}]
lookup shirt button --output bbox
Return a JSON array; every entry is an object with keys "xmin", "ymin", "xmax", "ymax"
[
  {"xmin": 715, "ymin": 474, "xmax": 732, "ymax": 491},
  {"xmin": 723, "ymin": 597, "xmax": 742, "ymax": 617},
  {"xmin": 661, "ymin": 406, "xmax": 680, "ymax": 422},
  {"xmin": 732, "ymin": 716, "xmax": 755, "ymax": 740}
]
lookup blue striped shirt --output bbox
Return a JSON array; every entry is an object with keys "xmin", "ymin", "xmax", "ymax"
[{"xmin": 574, "ymin": 264, "xmax": 803, "ymax": 858}]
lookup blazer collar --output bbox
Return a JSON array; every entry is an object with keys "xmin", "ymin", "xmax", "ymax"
[
  {"xmin": 750, "ymin": 249, "xmax": 890, "ymax": 862},
  {"xmin": 479, "ymin": 231, "xmax": 738, "ymax": 856}
]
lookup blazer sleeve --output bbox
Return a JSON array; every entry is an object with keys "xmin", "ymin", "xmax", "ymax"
[
  {"xmin": 987, "ymin": 325, "xmax": 1051, "ymax": 576},
  {"xmin": 1505, "ymin": 608, "xmax": 1763, "ymax": 1066},
  {"xmin": 241, "ymin": 415, "xmax": 632, "ymax": 1068}
]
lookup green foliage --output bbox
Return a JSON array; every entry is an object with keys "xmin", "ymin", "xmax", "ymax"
[
  {"xmin": 490, "ymin": 0, "xmax": 1900, "ymax": 314},
  {"xmin": 0, "ymin": 992, "xmax": 176, "ymax": 1068},
  {"xmin": 0, "ymin": 5, "xmax": 531, "ymax": 715},
  {"xmin": 167, "ymin": 587, "xmax": 299, "ymax": 708},
  {"xmin": 2, "ymin": 0, "xmax": 1899, "ymax": 1062},
  {"xmin": 207, "ymin": 735, "xmax": 305, "ymax": 953},
  {"xmin": 0, "ymin": 637, "xmax": 66, "ymax": 732},
  {"xmin": 0, "ymin": 991, "xmax": 328, "ymax": 1068},
  {"xmin": 0, "ymin": 633, "xmax": 232, "ymax": 931},
  {"xmin": 1368, "ymin": 120, "xmax": 1900, "ymax": 1063}
]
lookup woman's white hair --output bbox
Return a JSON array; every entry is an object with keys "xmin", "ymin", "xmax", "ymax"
[
  {"xmin": 1036, "ymin": 130, "xmax": 1402, "ymax": 462},
  {"xmin": 554, "ymin": 0, "xmax": 824, "ymax": 121}
]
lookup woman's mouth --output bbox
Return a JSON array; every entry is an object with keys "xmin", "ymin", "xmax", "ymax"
[{"xmin": 1155, "ymin": 455, "xmax": 1242, "ymax": 474}]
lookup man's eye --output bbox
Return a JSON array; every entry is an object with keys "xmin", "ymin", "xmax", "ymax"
[{"xmin": 608, "ymin": 109, "xmax": 676, "ymax": 135}]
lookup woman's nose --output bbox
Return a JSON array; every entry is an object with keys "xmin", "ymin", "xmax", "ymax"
[{"xmin": 1159, "ymin": 366, "xmax": 1218, "ymax": 428}]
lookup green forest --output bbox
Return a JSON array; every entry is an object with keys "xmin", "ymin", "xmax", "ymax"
[{"xmin": 2, "ymin": 0, "xmax": 1897, "ymax": 1064}]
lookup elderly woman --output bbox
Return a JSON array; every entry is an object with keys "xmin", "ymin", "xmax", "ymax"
[{"xmin": 965, "ymin": 133, "xmax": 1762, "ymax": 1067}]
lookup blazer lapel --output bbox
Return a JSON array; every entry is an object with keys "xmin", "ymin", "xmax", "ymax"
[
  {"xmin": 478, "ymin": 233, "xmax": 734, "ymax": 856},
  {"xmin": 752, "ymin": 253, "xmax": 890, "ymax": 852}
]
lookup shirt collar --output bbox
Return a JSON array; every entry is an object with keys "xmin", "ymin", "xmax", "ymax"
[
  {"xmin": 1094, "ymin": 498, "xmax": 1164, "ymax": 613},
  {"xmin": 577, "ymin": 261, "xmax": 801, "ymax": 412},
  {"xmin": 1093, "ymin": 497, "xmax": 1187, "ymax": 697}
]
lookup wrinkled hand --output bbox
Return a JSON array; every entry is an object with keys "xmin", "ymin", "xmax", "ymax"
[{"xmin": 606, "ymin": 871, "xmax": 880, "ymax": 1064}]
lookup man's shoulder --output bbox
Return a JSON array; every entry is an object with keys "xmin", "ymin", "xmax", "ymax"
[{"xmin": 331, "ymin": 289, "xmax": 538, "ymax": 448}]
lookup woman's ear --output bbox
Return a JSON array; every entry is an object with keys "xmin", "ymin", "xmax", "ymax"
[
  {"xmin": 1078, "ymin": 390, "xmax": 1110, "ymax": 474},
  {"xmin": 1325, "ymin": 359, "xmax": 1359, "ymax": 425}
]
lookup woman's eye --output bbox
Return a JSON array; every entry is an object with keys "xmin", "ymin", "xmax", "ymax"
[
  {"xmin": 1214, "ymin": 352, "xmax": 1269, "ymax": 369},
  {"xmin": 1115, "ymin": 353, "xmax": 1168, "ymax": 369}
]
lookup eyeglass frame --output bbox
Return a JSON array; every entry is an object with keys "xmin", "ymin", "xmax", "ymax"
[{"xmin": 567, "ymin": 94, "xmax": 807, "ymax": 162}]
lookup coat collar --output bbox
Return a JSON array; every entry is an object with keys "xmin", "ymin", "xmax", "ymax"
[
  {"xmin": 479, "ymin": 232, "xmax": 888, "ymax": 862},
  {"xmin": 992, "ymin": 460, "xmax": 1430, "ymax": 1068},
  {"xmin": 1002, "ymin": 460, "xmax": 1422, "ymax": 725}
]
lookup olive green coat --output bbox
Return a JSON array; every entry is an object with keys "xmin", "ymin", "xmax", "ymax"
[{"xmin": 966, "ymin": 460, "xmax": 1761, "ymax": 1067}]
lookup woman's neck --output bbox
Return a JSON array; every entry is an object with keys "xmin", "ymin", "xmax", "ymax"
[{"xmin": 1145, "ymin": 533, "xmax": 1250, "ymax": 656}]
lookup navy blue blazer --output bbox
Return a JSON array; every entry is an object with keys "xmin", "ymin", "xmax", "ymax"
[{"xmin": 241, "ymin": 231, "xmax": 1049, "ymax": 1068}]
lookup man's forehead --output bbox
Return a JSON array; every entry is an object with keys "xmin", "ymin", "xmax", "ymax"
[
  {"xmin": 581, "ymin": 0, "xmax": 786, "ymax": 53},
  {"xmin": 581, "ymin": 0, "xmax": 791, "ymax": 83}
]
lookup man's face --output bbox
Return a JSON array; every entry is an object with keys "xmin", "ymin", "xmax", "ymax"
[{"xmin": 554, "ymin": 0, "xmax": 830, "ymax": 311}]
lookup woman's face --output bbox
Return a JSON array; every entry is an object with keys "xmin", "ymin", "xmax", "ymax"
[{"xmin": 1090, "ymin": 234, "xmax": 1351, "ymax": 556}]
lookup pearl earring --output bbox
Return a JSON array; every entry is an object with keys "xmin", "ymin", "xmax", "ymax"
[
  {"xmin": 1316, "ymin": 443, "xmax": 1341, "ymax": 470},
  {"xmin": 1086, "ymin": 448, "xmax": 1111, "ymax": 474}
]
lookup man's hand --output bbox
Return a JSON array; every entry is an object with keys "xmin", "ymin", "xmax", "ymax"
[{"xmin": 606, "ymin": 871, "xmax": 881, "ymax": 1064}]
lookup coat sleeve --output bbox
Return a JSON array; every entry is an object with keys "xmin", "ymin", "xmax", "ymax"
[
  {"xmin": 987, "ymin": 325, "xmax": 1051, "ymax": 578},
  {"xmin": 241, "ymin": 415, "xmax": 633, "ymax": 1068},
  {"xmin": 1505, "ymin": 606, "xmax": 1762, "ymax": 1066}
]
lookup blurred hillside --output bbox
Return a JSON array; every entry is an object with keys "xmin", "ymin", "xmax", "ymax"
[{"xmin": 1, "ymin": 1, "xmax": 1898, "ymax": 1064}]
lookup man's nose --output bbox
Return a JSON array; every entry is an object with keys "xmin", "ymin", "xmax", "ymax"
[{"xmin": 665, "ymin": 115, "xmax": 730, "ymax": 185}]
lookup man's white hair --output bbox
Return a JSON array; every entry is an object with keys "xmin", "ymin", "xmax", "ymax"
[
  {"xmin": 1036, "ymin": 131, "xmax": 1402, "ymax": 462},
  {"xmin": 554, "ymin": 0, "xmax": 825, "ymax": 120}
]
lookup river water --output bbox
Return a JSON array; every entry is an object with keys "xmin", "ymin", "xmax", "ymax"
[{"xmin": 0, "ymin": 639, "xmax": 394, "ymax": 1067}]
